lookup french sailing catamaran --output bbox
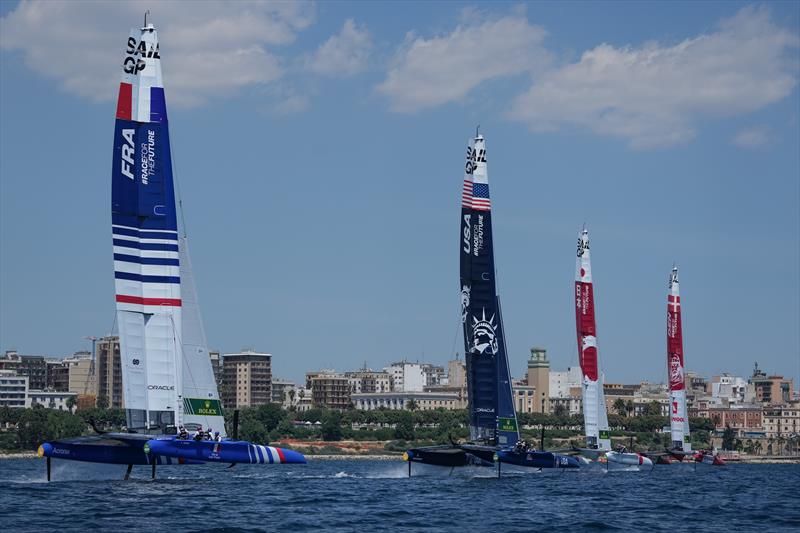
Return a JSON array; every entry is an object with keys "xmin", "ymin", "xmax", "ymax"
[
  {"xmin": 573, "ymin": 229, "xmax": 652, "ymax": 468},
  {"xmin": 665, "ymin": 267, "xmax": 723, "ymax": 466},
  {"xmin": 403, "ymin": 131, "xmax": 579, "ymax": 474},
  {"xmin": 38, "ymin": 17, "xmax": 305, "ymax": 480}
]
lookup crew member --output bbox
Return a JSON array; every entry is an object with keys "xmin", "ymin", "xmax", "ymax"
[
  {"xmin": 193, "ymin": 425, "xmax": 204, "ymax": 441},
  {"xmin": 178, "ymin": 426, "xmax": 188, "ymax": 439}
]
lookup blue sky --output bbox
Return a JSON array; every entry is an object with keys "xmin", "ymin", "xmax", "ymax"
[{"xmin": 1, "ymin": 1, "xmax": 798, "ymax": 387}]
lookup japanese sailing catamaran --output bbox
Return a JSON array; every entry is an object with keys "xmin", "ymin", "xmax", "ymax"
[
  {"xmin": 38, "ymin": 17, "xmax": 304, "ymax": 480},
  {"xmin": 573, "ymin": 229, "xmax": 651, "ymax": 467},
  {"xmin": 403, "ymin": 131, "xmax": 579, "ymax": 474}
]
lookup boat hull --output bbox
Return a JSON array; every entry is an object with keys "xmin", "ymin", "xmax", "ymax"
[
  {"xmin": 38, "ymin": 441, "xmax": 195, "ymax": 465},
  {"xmin": 497, "ymin": 449, "xmax": 581, "ymax": 469},
  {"xmin": 146, "ymin": 438, "xmax": 306, "ymax": 464},
  {"xmin": 605, "ymin": 451, "xmax": 652, "ymax": 467}
]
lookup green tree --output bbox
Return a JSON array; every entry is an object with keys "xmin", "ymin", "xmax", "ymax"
[
  {"xmin": 406, "ymin": 399, "xmax": 419, "ymax": 411},
  {"xmin": 721, "ymin": 426, "xmax": 736, "ymax": 450},
  {"xmin": 394, "ymin": 411, "xmax": 415, "ymax": 440},
  {"xmin": 95, "ymin": 395, "xmax": 109, "ymax": 410},
  {"xmin": 625, "ymin": 400, "xmax": 634, "ymax": 417},
  {"xmin": 613, "ymin": 398, "xmax": 627, "ymax": 416},
  {"xmin": 65, "ymin": 396, "xmax": 77, "ymax": 413},
  {"xmin": 321, "ymin": 411, "xmax": 343, "ymax": 441},
  {"xmin": 644, "ymin": 401, "xmax": 663, "ymax": 417},
  {"xmin": 254, "ymin": 403, "xmax": 286, "ymax": 432},
  {"xmin": 16, "ymin": 407, "xmax": 86, "ymax": 450},
  {"xmin": 240, "ymin": 418, "xmax": 269, "ymax": 445}
]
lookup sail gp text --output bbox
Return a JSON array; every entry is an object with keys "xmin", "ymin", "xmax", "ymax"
[{"xmin": 120, "ymin": 128, "xmax": 156, "ymax": 185}]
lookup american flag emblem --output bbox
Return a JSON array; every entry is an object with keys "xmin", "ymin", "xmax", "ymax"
[{"xmin": 462, "ymin": 180, "xmax": 491, "ymax": 211}]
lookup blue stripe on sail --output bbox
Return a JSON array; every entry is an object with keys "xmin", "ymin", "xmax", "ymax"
[
  {"xmin": 114, "ymin": 253, "xmax": 180, "ymax": 266},
  {"xmin": 254, "ymin": 446, "xmax": 264, "ymax": 464},
  {"xmin": 265, "ymin": 447, "xmax": 274, "ymax": 464},
  {"xmin": 114, "ymin": 271, "xmax": 180, "ymax": 284},
  {"xmin": 112, "ymin": 227, "xmax": 178, "ymax": 240},
  {"xmin": 150, "ymin": 87, "xmax": 168, "ymax": 123},
  {"xmin": 113, "ymin": 239, "xmax": 179, "ymax": 252}
]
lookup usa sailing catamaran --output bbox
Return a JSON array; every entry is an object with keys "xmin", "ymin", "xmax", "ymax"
[
  {"xmin": 38, "ymin": 16, "xmax": 305, "ymax": 480},
  {"xmin": 572, "ymin": 229, "xmax": 651, "ymax": 467},
  {"xmin": 403, "ymin": 131, "xmax": 579, "ymax": 474}
]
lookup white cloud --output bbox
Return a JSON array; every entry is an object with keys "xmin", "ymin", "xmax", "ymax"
[
  {"xmin": 0, "ymin": 0, "xmax": 315, "ymax": 107},
  {"xmin": 306, "ymin": 19, "xmax": 371, "ymax": 77},
  {"xmin": 271, "ymin": 93, "xmax": 310, "ymax": 115},
  {"xmin": 509, "ymin": 6, "xmax": 799, "ymax": 148},
  {"xmin": 732, "ymin": 125, "xmax": 770, "ymax": 148},
  {"xmin": 378, "ymin": 13, "xmax": 550, "ymax": 112}
]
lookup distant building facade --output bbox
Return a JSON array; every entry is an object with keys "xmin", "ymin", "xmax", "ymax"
[
  {"xmin": 96, "ymin": 336, "xmax": 123, "ymax": 409},
  {"xmin": 0, "ymin": 370, "xmax": 28, "ymax": 408},
  {"xmin": 351, "ymin": 390, "xmax": 464, "ymax": 411},
  {"xmin": 310, "ymin": 372, "xmax": 351, "ymax": 410},
  {"xmin": 26, "ymin": 390, "xmax": 77, "ymax": 411},
  {"xmin": 526, "ymin": 347, "xmax": 550, "ymax": 413},
  {"xmin": 222, "ymin": 350, "xmax": 273, "ymax": 409}
]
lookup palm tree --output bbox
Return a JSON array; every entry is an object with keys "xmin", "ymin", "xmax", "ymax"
[
  {"xmin": 406, "ymin": 399, "xmax": 418, "ymax": 411},
  {"xmin": 625, "ymin": 400, "xmax": 634, "ymax": 417},
  {"xmin": 613, "ymin": 398, "xmax": 627, "ymax": 416}
]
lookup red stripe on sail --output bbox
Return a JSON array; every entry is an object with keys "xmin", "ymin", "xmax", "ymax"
[
  {"xmin": 275, "ymin": 447, "xmax": 286, "ymax": 463},
  {"xmin": 116, "ymin": 294, "xmax": 182, "ymax": 306},
  {"xmin": 575, "ymin": 281, "xmax": 598, "ymax": 381},
  {"xmin": 116, "ymin": 83, "xmax": 132, "ymax": 120}
]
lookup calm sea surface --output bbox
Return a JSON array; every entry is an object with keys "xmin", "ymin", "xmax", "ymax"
[{"xmin": 1, "ymin": 458, "xmax": 798, "ymax": 532}]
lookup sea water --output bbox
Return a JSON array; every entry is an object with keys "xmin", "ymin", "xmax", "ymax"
[{"xmin": 0, "ymin": 458, "xmax": 798, "ymax": 531}]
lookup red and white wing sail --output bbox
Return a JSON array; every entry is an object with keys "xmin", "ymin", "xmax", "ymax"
[
  {"xmin": 575, "ymin": 229, "xmax": 610, "ymax": 450},
  {"xmin": 667, "ymin": 266, "xmax": 690, "ymax": 450}
]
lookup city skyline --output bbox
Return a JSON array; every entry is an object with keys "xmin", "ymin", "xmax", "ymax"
[{"xmin": 1, "ymin": 1, "xmax": 799, "ymax": 387}]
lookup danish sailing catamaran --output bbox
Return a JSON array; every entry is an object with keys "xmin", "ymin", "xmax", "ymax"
[
  {"xmin": 38, "ymin": 17, "xmax": 305, "ymax": 479},
  {"xmin": 665, "ymin": 267, "xmax": 723, "ymax": 466},
  {"xmin": 403, "ymin": 132, "xmax": 579, "ymax": 474},
  {"xmin": 572, "ymin": 229, "xmax": 651, "ymax": 468}
]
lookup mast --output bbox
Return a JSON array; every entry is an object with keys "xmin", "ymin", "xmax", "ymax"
[
  {"xmin": 111, "ymin": 20, "xmax": 181, "ymax": 432},
  {"xmin": 667, "ymin": 266, "xmax": 690, "ymax": 450},
  {"xmin": 460, "ymin": 132, "xmax": 519, "ymax": 446},
  {"xmin": 574, "ymin": 229, "xmax": 611, "ymax": 450}
]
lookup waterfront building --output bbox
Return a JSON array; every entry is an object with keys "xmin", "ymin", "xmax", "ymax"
[
  {"xmin": 294, "ymin": 387, "xmax": 313, "ymax": 412},
  {"xmin": 351, "ymin": 390, "xmax": 464, "ymax": 411},
  {"xmin": 62, "ymin": 352, "xmax": 97, "ymax": 407},
  {"xmin": 549, "ymin": 366, "xmax": 582, "ymax": 399},
  {"xmin": 0, "ymin": 352, "xmax": 49, "ymax": 391},
  {"xmin": 272, "ymin": 378, "xmax": 295, "ymax": 405},
  {"xmin": 310, "ymin": 371, "xmax": 351, "ymax": 410},
  {"xmin": 512, "ymin": 383, "xmax": 537, "ymax": 414},
  {"xmin": 763, "ymin": 401, "xmax": 800, "ymax": 439},
  {"xmin": 549, "ymin": 395, "xmax": 583, "ymax": 416},
  {"xmin": 221, "ymin": 350, "xmax": 273, "ymax": 409},
  {"xmin": 0, "ymin": 370, "xmax": 28, "ymax": 408},
  {"xmin": 46, "ymin": 359, "xmax": 70, "ymax": 391},
  {"xmin": 711, "ymin": 374, "xmax": 751, "ymax": 404},
  {"xmin": 447, "ymin": 357, "xmax": 466, "ymax": 389},
  {"xmin": 526, "ymin": 347, "xmax": 550, "ymax": 413},
  {"xmin": 384, "ymin": 361, "xmax": 426, "ymax": 392},
  {"xmin": 209, "ymin": 350, "xmax": 222, "ymax": 391},
  {"xmin": 26, "ymin": 390, "xmax": 77, "ymax": 411},
  {"xmin": 422, "ymin": 363, "xmax": 446, "ymax": 387},
  {"xmin": 705, "ymin": 404, "xmax": 764, "ymax": 433},
  {"xmin": 603, "ymin": 383, "xmax": 639, "ymax": 415},
  {"xmin": 96, "ymin": 336, "xmax": 123, "ymax": 409},
  {"xmin": 750, "ymin": 363, "xmax": 794, "ymax": 405},
  {"xmin": 345, "ymin": 367, "xmax": 392, "ymax": 394}
]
